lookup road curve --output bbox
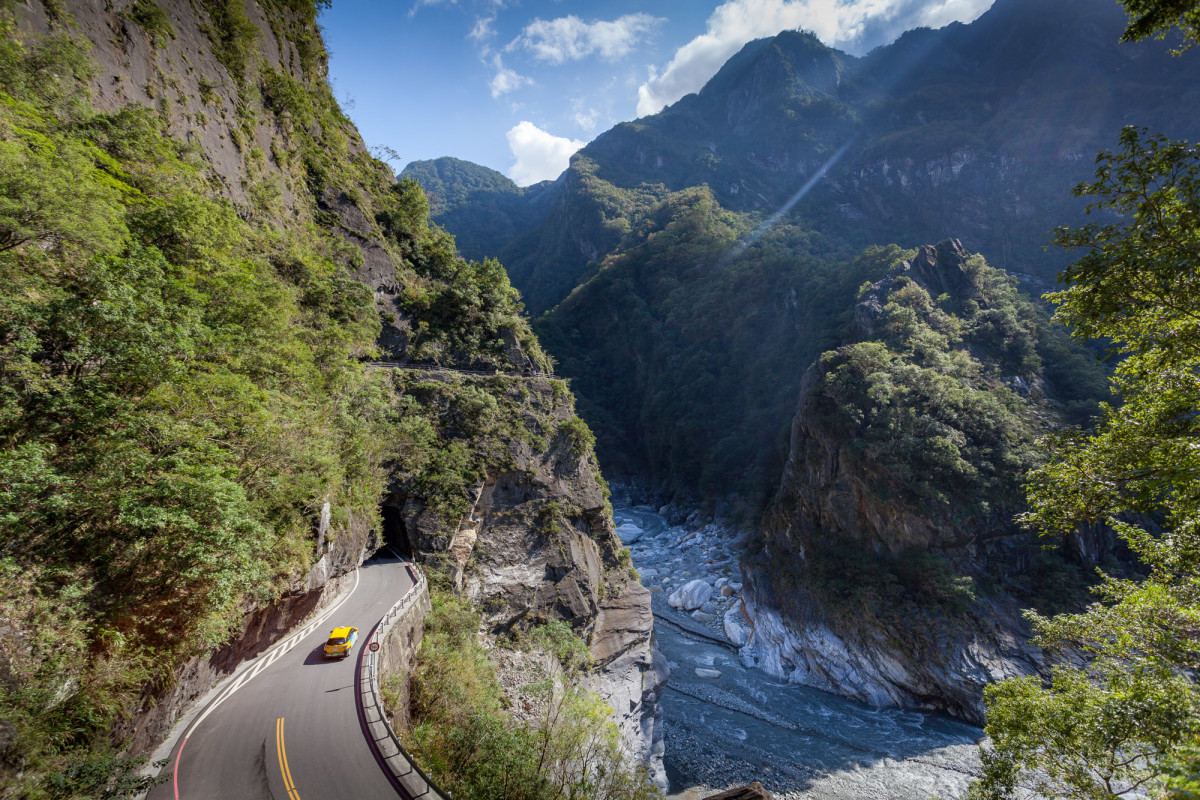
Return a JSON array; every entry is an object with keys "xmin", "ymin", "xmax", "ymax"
[{"xmin": 150, "ymin": 555, "xmax": 416, "ymax": 800}]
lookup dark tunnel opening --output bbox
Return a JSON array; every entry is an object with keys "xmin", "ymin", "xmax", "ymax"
[{"xmin": 381, "ymin": 503, "xmax": 413, "ymax": 559}]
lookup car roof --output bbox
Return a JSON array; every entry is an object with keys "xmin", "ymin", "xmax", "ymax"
[{"xmin": 328, "ymin": 626, "xmax": 356, "ymax": 637}]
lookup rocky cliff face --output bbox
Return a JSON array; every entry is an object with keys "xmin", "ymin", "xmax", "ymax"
[
  {"xmin": 730, "ymin": 241, "xmax": 1108, "ymax": 722},
  {"xmin": 391, "ymin": 372, "xmax": 667, "ymax": 780},
  {"xmin": 5, "ymin": 0, "xmax": 660, "ymax": 784}
]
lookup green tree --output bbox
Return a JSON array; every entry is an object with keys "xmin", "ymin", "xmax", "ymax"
[
  {"xmin": 969, "ymin": 127, "xmax": 1200, "ymax": 799},
  {"xmin": 1120, "ymin": 0, "xmax": 1200, "ymax": 51}
]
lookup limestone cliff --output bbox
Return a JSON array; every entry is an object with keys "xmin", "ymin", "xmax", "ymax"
[
  {"xmin": 734, "ymin": 241, "xmax": 1109, "ymax": 723},
  {"xmin": 2, "ymin": 0, "xmax": 660, "ymax": 788},
  {"xmin": 391, "ymin": 372, "xmax": 667, "ymax": 781}
]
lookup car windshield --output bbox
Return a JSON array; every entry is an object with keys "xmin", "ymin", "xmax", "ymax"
[{"xmin": 326, "ymin": 637, "xmax": 347, "ymax": 646}]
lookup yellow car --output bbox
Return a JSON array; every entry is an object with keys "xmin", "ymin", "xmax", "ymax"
[{"xmin": 323, "ymin": 626, "xmax": 358, "ymax": 658}]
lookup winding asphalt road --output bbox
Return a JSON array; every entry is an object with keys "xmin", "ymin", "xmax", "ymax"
[{"xmin": 150, "ymin": 554, "xmax": 415, "ymax": 800}]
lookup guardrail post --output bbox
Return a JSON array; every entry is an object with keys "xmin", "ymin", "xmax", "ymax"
[{"xmin": 357, "ymin": 565, "xmax": 448, "ymax": 800}]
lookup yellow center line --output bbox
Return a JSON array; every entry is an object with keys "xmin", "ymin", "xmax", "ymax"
[{"xmin": 275, "ymin": 717, "xmax": 301, "ymax": 800}]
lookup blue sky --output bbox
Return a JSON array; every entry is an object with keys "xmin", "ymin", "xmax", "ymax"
[{"xmin": 319, "ymin": 0, "xmax": 997, "ymax": 186}]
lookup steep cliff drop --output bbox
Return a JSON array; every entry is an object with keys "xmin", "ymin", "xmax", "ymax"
[
  {"xmin": 738, "ymin": 241, "xmax": 1109, "ymax": 723},
  {"xmin": 2, "ymin": 0, "xmax": 662, "ymax": 789},
  {"xmin": 393, "ymin": 372, "xmax": 668, "ymax": 784}
]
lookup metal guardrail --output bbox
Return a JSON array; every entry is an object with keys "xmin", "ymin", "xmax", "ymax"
[{"xmin": 357, "ymin": 563, "xmax": 450, "ymax": 800}]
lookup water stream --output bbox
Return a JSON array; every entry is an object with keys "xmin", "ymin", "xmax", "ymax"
[{"xmin": 614, "ymin": 504, "xmax": 984, "ymax": 800}]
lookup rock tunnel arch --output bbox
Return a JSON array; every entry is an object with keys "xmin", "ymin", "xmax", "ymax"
[{"xmin": 381, "ymin": 494, "xmax": 413, "ymax": 559}]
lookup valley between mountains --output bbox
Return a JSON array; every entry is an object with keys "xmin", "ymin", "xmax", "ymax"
[{"xmin": 2, "ymin": 0, "xmax": 1200, "ymax": 798}]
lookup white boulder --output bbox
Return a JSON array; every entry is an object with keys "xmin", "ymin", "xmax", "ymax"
[
  {"xmin": 724, "ymin": 603, "xmax": 753, "ymax": 648},
  {"xmin": 667, "ymin": 579, "xmax": 713, "ymax": 611},
  {"xmin": 616, "ymin": 522, "xmax": 644, "ymax": 544}
]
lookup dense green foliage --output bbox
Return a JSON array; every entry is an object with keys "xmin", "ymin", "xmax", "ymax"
[
  {"xmin": 0, "ymin": 17, "xmax": 394, "ymax": 795},
  {"xmin": 1121, "ymin": 0, "xmax": 1200, "ymax": 49},
  {"xmin": 398, "ymin": 158, "xmax": 554, "ymax": 267},
  {"xmin": 0, "ymin": 3, "xmax": 562, "ymax": 795},
  {"xmin": 416, "ymin": 0, "xmax": 1200, "ymax": 511},
  {"xmin": 406, "ymin": 593, "xmax": 658, "ymax": 800},
  {"xmin": 387, "ymin": 372, "xmax": 580, "ymax": 524},
  {"xmin": 970, "ymin": 127, "xmax": 1200, "ymax": 799},
  {"xmin": 536, "ymin": 187, "xmax": 882, "ymax": 514},
  {"xmin": 761, "ymin": 245, "xmax": 1107, "ymax": 642},
  {"xmin": 811, "ymin": 248, "xmax": 1089, "ymax": 516}
]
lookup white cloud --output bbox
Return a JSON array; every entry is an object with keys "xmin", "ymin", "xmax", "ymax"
[
  {"xmin": 636, "ymin": 0, "xmax": 993, "ymax": 116},
  {"xmin": 490, "ymin": 54, "xmax": 532, "ymax": 98},
  {"xmin": 573, "ymin": 107, "xmax": 600, "ymax": 131},
  {"xmin": 571, "ymin": 98, "xmax": 602, "ymax": 132},
  {"xmin": 506, "ymin": 121, "xmax": 586, "ymax": 185},
  {"xmin": 409, "ymin": 0, "xmax": 456, "ymax": 18},
  {"xmin": 513, "ymin": 13, "xmax": 664, "ymax": 64},
  {"xmin": 470, "ymin": 15, "xmax": 495, "ymax": 41}
]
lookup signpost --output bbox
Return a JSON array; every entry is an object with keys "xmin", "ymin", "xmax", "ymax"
[{"xmin": 368, "ymin": 641, "xmax": 380, "ymax": 653}]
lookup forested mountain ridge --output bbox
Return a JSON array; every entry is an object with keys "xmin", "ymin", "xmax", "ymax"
[
  {"xmin": 0, "ymin": 1, "xmax": 661, "ymax": 796},
  {"xmin": 413, "ymin": 0, "xmax": 1200, "ymax": 312},
  {"xmin": 406, "ymin": 0, "xmax": 1200, "ymax": 513},
  {"xmin": 740, "ymin": 241, "xmax": 1111, "ymax": 722},
  {"xmin": 400, "ymin": 157, "xmax": 557, "ymax": 266},
  {"xmin": 398, "ymin": 0, "xmax": 1196, "ymax": 732}
]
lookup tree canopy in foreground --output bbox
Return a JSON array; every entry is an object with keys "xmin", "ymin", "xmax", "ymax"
[{"xmin": 969, "ymin": 125, "xmax": 1200, "ymax": 800}]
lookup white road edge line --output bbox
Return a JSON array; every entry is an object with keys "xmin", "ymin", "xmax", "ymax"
[
  {"xmin": 185, "ymin": 568, "xmax": 361, "ymax": 736},
  {"xmin": 136, "ymin": 566, "xmax": 365, "ymax": 797}
]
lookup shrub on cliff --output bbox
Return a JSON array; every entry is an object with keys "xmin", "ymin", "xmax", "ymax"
[
  {"xmin": 409, "ymin": 592, "xmax": 659, "ymax": 800},
  {"xmin": 811, "ymin": 255, "xmax": 1049, "ymax": 517}
]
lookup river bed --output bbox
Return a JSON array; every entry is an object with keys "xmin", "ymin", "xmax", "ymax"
[{"xmin": 614, "ymin": 504, "xmax": 984, "ymax": 799}]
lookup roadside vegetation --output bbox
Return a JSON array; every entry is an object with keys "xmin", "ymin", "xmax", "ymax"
[
  {"xmin": 403, "ymin": 592, "xmax": 659, "ymax": 800},
  {"xmin": 0, "ymin": 2, "xmax": 579, "ymax": 796},
  {"xmin": 0, "ymin": 12, "xmax": 390, "ymax": 794}
]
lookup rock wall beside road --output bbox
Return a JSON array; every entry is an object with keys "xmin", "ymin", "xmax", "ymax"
[{"xmin": 125, "ymin": 505, "xmax": 375, "ymax": 755}]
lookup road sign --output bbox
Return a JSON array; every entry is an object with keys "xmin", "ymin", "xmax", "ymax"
[{"xmin": 368, "ymin": 641, "xmax": 380, "ymax": 653}]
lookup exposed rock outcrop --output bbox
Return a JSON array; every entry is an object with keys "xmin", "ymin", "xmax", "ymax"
[
  {"xmin": 669, "ymin": 579, "xmax": 714, "ymax": 612},
  {"xmin": 738, "ymin": 242, "xmax": 1109, "ymax": 723},
  {"xmin": 393, "ymin": 376, "xmax": 666, "ymax": 782}
]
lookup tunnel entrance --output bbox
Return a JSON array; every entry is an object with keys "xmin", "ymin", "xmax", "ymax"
[{"xmin": 381, "ymin": 503, "xmax": 413, "ymax": 558}]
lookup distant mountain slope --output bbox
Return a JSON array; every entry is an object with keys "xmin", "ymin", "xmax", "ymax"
[
  {"xmin": 409, "ymin": 0, "xmax": 1199, "ymax": 509},
  {"xmin": 416, "ymin": 0, "xmax": 1199, "ymax": 310},
  {"xmin": 401, "ymin": 157, "xmax": 556, "ymax": 265}
]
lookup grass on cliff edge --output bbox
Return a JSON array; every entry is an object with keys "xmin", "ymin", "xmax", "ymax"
[{"xmin": 401, "ymin": 591, "xmax": 659, "ymax": 800}]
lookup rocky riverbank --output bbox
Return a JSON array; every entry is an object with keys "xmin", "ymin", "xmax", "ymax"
[{"xmin": 613, "ymin": 501, "xmax": 985, "ymax": 799}]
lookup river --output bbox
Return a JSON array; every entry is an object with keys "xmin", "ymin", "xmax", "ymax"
[{"xmin": 613, "ymin": 504, "xmax": 984, "ymax": 800}]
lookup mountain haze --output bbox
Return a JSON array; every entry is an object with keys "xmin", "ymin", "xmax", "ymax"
[{"xmin": 405, "ymin": 0, "xmax": 1200, "ymax": 507}]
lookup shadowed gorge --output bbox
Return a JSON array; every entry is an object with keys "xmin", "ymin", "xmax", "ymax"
[{"xmin": 407, "ymin": 0, "xmax": 1200, "ymax": 791}]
